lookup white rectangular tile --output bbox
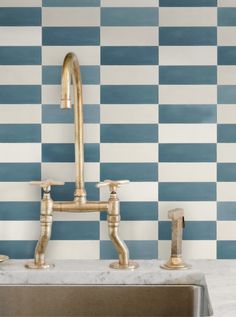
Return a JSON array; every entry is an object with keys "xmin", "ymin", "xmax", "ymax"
[
  {"xmin": 218, "ymin": 27, "xmax": 236, "ymax": 46},
  {"xmin": 101, "ymin": 27, "xmax": 158, "ymax": 46},
  {"xmin": 0, "ymin": 66, "xmax": 41, "ymax": 85},
  {"xmin": 42, "ymin": 85, "xmax": 100, "ymax": 105},
  {"xmin": 159, "ymin": 85, "xmax": 217, "ymax": 104},
  {"xmin": 0, "ymin": 0, "xmax": 41, "ymax": 6},
  {"xmin": 159, "ymin": 163, "xmax": 216, "ymax": 182},
  {"xmin": 101, "ymin": 66, "xmax": 158, "ymax": 85},
  {"xmin": 42, "ymin": 162, "xmax": 99, "ymax": 182},
  {"xmin": 0, "ymin": 144, "xmax": 41, "ymax": 163},
  {"xmin": 42, "ymin": 46, "xmax": 100, "ymax": 66},
  {"xmin": 53, "ymin": 212, "xmax": 99, "ymax": 222},
  {"xmin": 0, "ymin": 27, "xmax": 41, "ymax": 45},
  {"xmin": 217, "ymin": 222, "xmax": 236, "ymax": 240},
  {"xmin": 217, "ymin": 144, "xmax": 236, "ymax": 163},
  {"xmin": 43, "ymin": 8, "xmax": 100, "ymax": 26},
  {"xmin": 159, "ymin": 8, "xmax": 217, "ymax": 26},
  {"xmin": 218, "ymin": 105, "xmax": 236, "ymax": 124},
  {"xmin": 101, "ymin": 0, "xmax": 157, "ymax": 7},
  {"xmin": 99, "ymin": 182, "xmax": 158, "ymax": 201},
  {"xmin": 218, "ymin": 66, "xmax": 236, "ymax": 85},
  {"xmin": 46, "ymin": 241, "xmax": 99, "ymax": 260},
  {"xmin": 100, "ymin": 221, "xmax": 157, "ymax": 240},
  {"xmin": 101, "ymin": 105, "xmax": 158, "ymax": 124},
  {"xmin": 42, "ymin": 123, "xmax": 99, "ymax": 143},
  {"xmin": 218, "ymin": 0, "xmax": 236, "ymax": 7},
  {"xmin": 0, "ymin": 182, "xmax": 40, "ymax": 201},
  {"xmin": 217, "ymin": 182, "xmax": 236, "ymax": 201},
  {"xmin": 100, "ymin": 144, "xmax": 158, "ymax": 163},
  {"xmin": 0, "ymin": 221, "xmax": 39, "ymax": 240},
  {"xmin": 159, "ymin": 202, "xmax": 217, "ymax": 221},
  {"xmin": 158, "ymin": 240, "xmax": 216, "ymax": 259},
  {"xmin": 159, "ymin": 46, "xmax": 217, "ymax": 65},
  {"xmin": 159, "ymin": 124, "xmax": 216, "ymax": 143},
  {"xmin": 0, "ymin": 105, "xmax": 41, "ymax": 124}
]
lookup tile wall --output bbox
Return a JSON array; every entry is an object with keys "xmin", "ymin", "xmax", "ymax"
[{"xmin": 0, "ymin": 0, "xmax": 235, "ymax": 260}]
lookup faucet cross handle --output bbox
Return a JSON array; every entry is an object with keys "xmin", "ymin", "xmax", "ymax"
[
  {"xmin": 30, "ymin": 179, "xmax": 65, "ymax": 193},
  {"xmin": 96, "ymin": 179, "xmax": 130, "ymax": 193}
]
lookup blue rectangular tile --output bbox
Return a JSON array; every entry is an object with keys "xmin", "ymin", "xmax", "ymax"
[
  {"xmin": 159, "ymin": 144, "xmax": 216, "ymax": 162},
  {"xmin": 0, "ymin": 8, "xmax": 41, "ymax": 26},
  {"xmin": 0, "ymin": 124, "xmax": 40, "ymax": 143},
  {"xmin": 217, "ymin": 202, "xmax": 236, "ymax": 221},
  {"xmin": 100, "ymin": 202, "xmax": 158, "ymax": 221},
  {"xmin": 159, "ymin": 0, "xmax": 217, "ymax": 6},
  {"xmin": 159, "ymin": 105, "xmax": 216, "ymax": 123},
  {"xmin": 0, "ymin": 85, "xmax": 41, "ymax": 104},
  {"xmin": 101, "ymin": 85, "xmax": 158, "ymax": 104},
  {"xmin": 159, "ymin": 182, "xmax": 216, "ymax": 201},
  {"xmin": 101, "ymin": 124, "xmax": 158, "ymax": 143},
  {"xmin": 43, "ymin": 66, "xmax": 100, "ymax": 85},
  {"xmin": 0, "ymin": 163, "xmax": 40, "ymax": 181},
  {"xmin": 42, "ymin": 143, "xmax": 99, "ymax": 162},
  {"xmin": 101, "ymin": 46, "xmax": 158, "ymax": 65},
  {"xmin": 42, "ymin": 104, "xmax": 99, "ymax": 124},
  {"xmin": 51, "ymin": 182, "xmax": 99, "ymax": 201},
  {"xmin": 159, "ymin": 221, "xmax": 216, "ymax": 240},
  {"xmin": 101, "ymin": 163, "xmax": 157, "ymax": 182},
  {"xmin": 218, "ymin": 8, "xmax": 236, "ymax": 26},
  {"xmin": 101, "ymin": 8, "xmax": 158, "ymax": 26},
  {"xmin": 218, "ymin": 86, "xmax": 236, "ymax": 104},
  {"xmin": 159, "ymin": 27, "xmax": 217, "ymax": 46},
  {"xmin": 0, "ymin": 241, "xmax": 37, "ymax": 259},
  {"xmin": 52, "ymin": 221, "xmax": 99, "ymax": 240},
  {"xmin": 159, "ymin": 66, "xmax": 217, "ymax": 85},
  {"xmin": 217, "ymin": 163, "xmax": 236, "ymax": 182},
  {"xmin": 217, "ymin": 241, "xmax": 236, "ymax": 259},
  {"xmin": 218, "ymin": 124, "xmax": 236, "ymax": 143},
  {"xmin": 43, "ymin": 0, "xmax": 100, "ymax": 6},
  {"xmin": 43, "ymin": 27, "xmax": 100, "ymax": 46},
  {"xmin": 0, "ymin": 47, "xmax": 41, "ymax": 65},
  {"xmin": 100, "ymin": 240, "xmax": 157, "ymax": 260},
  {"xmin": 0, "ymin": 202, "xmax": 40, "ymax": 221},
  {"xmin": 218, "ymin": 47, "xmax": 236, "ymax": 65}
]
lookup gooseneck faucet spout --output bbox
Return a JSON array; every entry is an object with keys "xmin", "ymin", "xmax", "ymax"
[{"xmin": 61, "ymin": 52, "xmax": 86, "ymax": 202}]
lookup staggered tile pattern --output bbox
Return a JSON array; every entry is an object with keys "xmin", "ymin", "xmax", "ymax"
[{"xmin": 0, "ymin": 0, "xmax": 235, "ymax": 259}]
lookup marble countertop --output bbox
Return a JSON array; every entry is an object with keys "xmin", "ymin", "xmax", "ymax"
[{"xmin": 0, "ymin": 259, "xmax": 235, "ymax": 316}]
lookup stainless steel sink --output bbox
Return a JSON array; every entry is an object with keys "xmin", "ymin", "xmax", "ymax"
[{"xmin": 0, "ymin": 284, "xmax": 210, "ymax": 317}]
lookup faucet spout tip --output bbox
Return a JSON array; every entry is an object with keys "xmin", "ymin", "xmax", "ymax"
[{"xmin": 61, "ymin": 99, "xmax": 71, "ymax": 109}]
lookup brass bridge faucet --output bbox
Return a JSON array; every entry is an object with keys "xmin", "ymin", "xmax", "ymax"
[
  {"xmin": 25, "ymin": 52, "xmax": 138, "ymax": 270},
  {"xmin": 161, "ymin": 208, "xmax": 190, "ymax": 270}
]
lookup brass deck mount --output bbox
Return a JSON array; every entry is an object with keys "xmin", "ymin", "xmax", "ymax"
[
  {"xmin": 161, "ymin": 208, "xmax": 191, "ymax": 270},
  {"xmin": 25, "ymin": 52, "xmax": 138, "ymax": 271}
]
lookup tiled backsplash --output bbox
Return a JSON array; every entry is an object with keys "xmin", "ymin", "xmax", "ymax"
[{"xmin": 0, "ymin": 0, "xmax": 235, "ymax": 260}]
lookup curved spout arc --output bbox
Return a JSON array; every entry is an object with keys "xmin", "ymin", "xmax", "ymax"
[{"xmin": 61, "ymin": 52, "xmax": 86, "ymax": 200}]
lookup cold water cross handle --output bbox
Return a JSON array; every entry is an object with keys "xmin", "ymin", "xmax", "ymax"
[{"xmin": 96, "ymin": 179, "xmax": 130, "ymax": 193}]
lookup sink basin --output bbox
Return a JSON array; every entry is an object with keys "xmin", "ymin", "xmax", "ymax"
[{"xmin": 0, "ymin": 284, "xmax": 209, "ymax": 317}]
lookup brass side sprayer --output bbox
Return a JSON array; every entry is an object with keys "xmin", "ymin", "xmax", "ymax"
[{"xmin": 161, "ymin": 208, "xmax": 191, "ymax": 270}]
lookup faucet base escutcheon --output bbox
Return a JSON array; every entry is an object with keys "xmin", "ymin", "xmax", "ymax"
[
  {"xmin": 110, "ymin": 261, "xmax": 139, "ymax": 270},
  {"xmin": 0, "ymin": 255, "xmax": 9, "ymax": 262},
  {"xmin": 161, "ymin": 256, "xmax": 191, "ymax": 270},
  {"xmin": 25, "ymin": 262, "xmax": 54, "ymax": 269}
]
